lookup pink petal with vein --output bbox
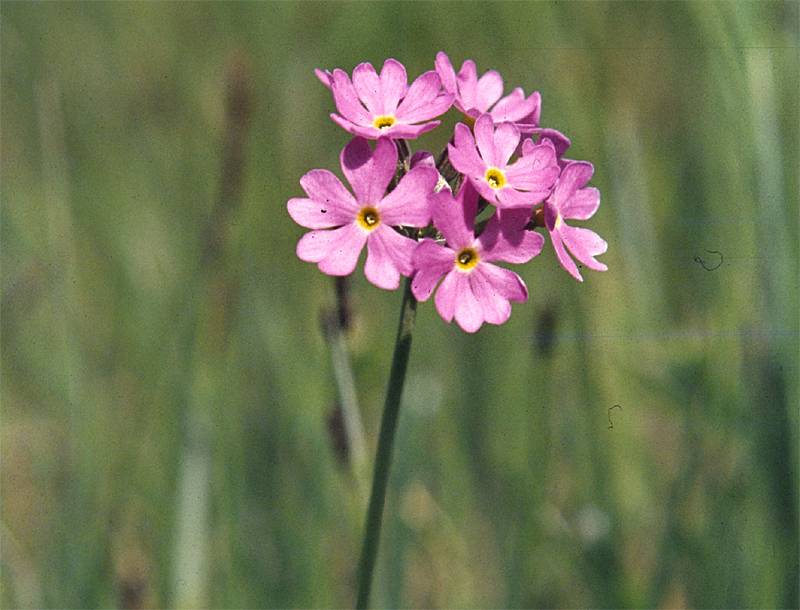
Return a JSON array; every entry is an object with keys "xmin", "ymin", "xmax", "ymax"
[
  {"xmin": 559, "ymin": 225, "xmax": 608, "ymax": 272},
  {"xmin": 380, "ymin": 59, "xmax": 408, "ymax": 113},
  {"xmin": 473, "ymin": 114, "xmax": 498, "ymax": 166},
  {"xmin": 562, "ymin": 187, "xmax": 600, "ymax": 220},
  {"xmin": 288, "ymin": 197, "xmax": 353, "ymax": 229},
  {"xmin": 494, "ymin": 121, "xmax": 521, "ymax": 166},
  {"xmin": 469, "ymin": 267, "xmax": 512, "ymax": 325},
  {"xmin": 330, "ymin": 69, "xmax": 370, "ymax": 124},
  {"xmin": 431, "ymin": 182, "xmax": 477, "ymax": 249},
  {"xmin": 297, "ymin": 223, "xmax": 367, "ymax": 277},
  {"xmin": 299, "ymin": 169, "xmax": 358, "ymax": 215},
  {"xmin": 396, "ymin": 71, "xmax": 451, "ymax": 122},
  {"xmin": 364, "ymin": 226, "xmax": 417, "ymax": 289},
  {"xmin": 478, "ymin": 263, "xmax": 528, "ymax": 302},
  {"xmin": 453, "ymin": 273, "xmax": 483, "ymax": 333},
  {"xmin": 352, "ymin": 62, "xmax": 383, "ymax": 114},
  {"xmin": 476, "ymin": 70, "xmax": 504, "ymax": 111},
  {"xmin": 434, "ymin": 270, "xmax": 460, "ymax": 323},
  {"xmin": 340, "ymin": 137, "xmax": 396, "ymax": 205},
  {"xmin": 379, "ymin": 165, "xmax": 437, "ymax": 227},
  {"xmin": 552, "ymin": 161, "xmax": 594, "ymax": 207},
  {"xmin": 411, "ymin": 239, "xmax": 454, "ymax": 302}
]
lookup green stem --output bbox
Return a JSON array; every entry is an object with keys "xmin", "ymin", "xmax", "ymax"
[{"xmin": 355, "ymin": 277, "xmax": 417, "ymax": 609}]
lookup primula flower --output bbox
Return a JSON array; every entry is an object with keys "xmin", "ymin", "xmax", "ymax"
[
  {"xmin": 543, "ymin": 161, "xmax": 608, "ymax": 281},
  {"xmin": 326, "ymin": 59, "xmax": 453, "ymax": 140},
  {"xmin": 412, "ymin": 182, "xmax": 543, "ymax": 333},
  {"xmin": 448, "ymin": 114, "xmax": 559, "ymax": 209},
  {"xmin": 435, "ymin": 52, "xmax": 539, "ymax": 126},
  {"xmin": 288, "ymin": 137, "xmax": 438, "ymax": 290}
]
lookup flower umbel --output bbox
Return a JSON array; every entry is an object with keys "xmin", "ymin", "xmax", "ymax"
[{"xmin": 291, "ymin": 52, "xmax": 608, "ymax": 324}]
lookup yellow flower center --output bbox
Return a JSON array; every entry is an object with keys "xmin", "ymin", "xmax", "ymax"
[
  {"xmin": 372, "ymin": 115, "xmax": 396, "ymax": 130},
  {"xmin": 484, "ymin": 167, "xmax": 506, "ymax": 190},
  {"xmin": 455, "ymin": 247, "xmax": 479, "ymax": 272},
  {"xmin": 555, "ymin": 213, "xmax": 563, "ymax": 230},
  {"xmin": 357, "ymin": 206, "xmax": 381, "ymax": 231}
]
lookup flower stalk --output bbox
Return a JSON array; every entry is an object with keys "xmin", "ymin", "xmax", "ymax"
[{"xmin": 355, "ymin": 277, "xmax": 417, "ymax": 609}]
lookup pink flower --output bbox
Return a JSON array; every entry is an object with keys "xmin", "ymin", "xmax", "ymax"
[
  {"xmin": 543, "ymin": 161, "xmax": 608, "ymax": 281},
  {"xmin": 435, "ymin": 51, "xmax": 539, "ymax": 126},
  {"xmin": 288, "ymin": 137, "xmax": 438, "ymax": 290},
  {"xmin": 435, "ymin": 51, "xmax": 571, "ymax": 154},
  {"xmin": 412, "ymin": 182, "xmax": 543, "ymax": 333},
  {"xmin": 326, "ymin": 59, "xmax": 453, "ymax": 140},
  {"xmin": 448, "ymin": 114, "xmax": 560, "ymax": 209}
]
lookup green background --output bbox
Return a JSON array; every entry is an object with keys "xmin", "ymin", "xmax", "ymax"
[{"xmin": 2, "ymin": 1, "xmax": 798, "ymax": 608}]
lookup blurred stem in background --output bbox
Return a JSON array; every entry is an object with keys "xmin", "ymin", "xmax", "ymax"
[
  {"xmin": 356, "ymin": 278, "xmax": 417, "ymax": 609},
  {"xmin": 170, "ymin": 53, "xmax": 252, "ymax": 609},
  {"xmin": 323, "ymin": 276, "xmax": 369, "ymax": 500}
]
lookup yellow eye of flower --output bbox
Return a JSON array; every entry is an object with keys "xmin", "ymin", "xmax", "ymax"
[
  {"xmin": 372, "ymin": 115, "xmax": 396, "ymax": 130},
  {"xmin": 357, "ymin": 206, "xmax": 381, "ymax": 231},
  {"xmin": 484, "ymin": 167, "xmax": 506, "ymax": 190},
  {"xmin": 455, "ymin": 247, "xmax": 479, "ymax": 271}
]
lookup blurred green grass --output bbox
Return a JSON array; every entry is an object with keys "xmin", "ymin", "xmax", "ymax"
[{"xmin": 1, "ymin": 1, "xmax": 798, "ymax": 608}]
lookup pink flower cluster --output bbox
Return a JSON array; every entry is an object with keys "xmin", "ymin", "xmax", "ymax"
[{"xmin": 289, "ymin": 53, "xmax": 607, "ymax": 333}]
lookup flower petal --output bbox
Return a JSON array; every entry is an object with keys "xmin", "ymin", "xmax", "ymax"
[
  {"xmin": 469, "ymin": 266, "xmax": 512, "ymax": 325},
  {"xmin": 340, "ymin": 137, "xmax": 396, "ymax": 205},
  {"xmin": 434, "ymin": 51, "xmax": 457, "ymax": 95},
  {"xmin": 494, "ymin": 121, "xmax": 521, "ymax": 166},
  {"xmin": 559, "ymin": 224, "xmax": 608, "ymax": 272},
  {"xmin": 299, "ymin": 169, "xmax": 358, "ymax": 215},
  {"xmin": 507, "ymin": 140, "xmax": 559, "ymax": 190},
  {"xmin": 474, "ymin": 113, "xmax": 498, "ymax": 166},
  {"xmin": 431, "ymin": 181, "xmax": 478, "ymax": 249},
  {"xmin": 468, "ymin": 175, "xmax": 501, "ymax": 205},
  {"xmin": 434, "ymin": 270, "xmax": 460, "ymax": 323},
  {"xmin": 379, "ymin": 165, "xmax": 437, "ymax": 227},
  {"xmin": 523, "ymin": 128, "xmax": 571, "ymax": 156},
  {"xmin": 411, "ymin": 239, "xmax": 454, "ymax": 302},
  {"xmin": 380, "ymin": 59, "xmax": 408, "ymax": 114},
  {"xmin": 410, "ymin": 151, "xmax": 435, "ymax": 168},
  {"xmin": 562, "ymin": 186, "xmax": 600, "ymax": 220},
  {"xmin": 329, "ymin": 113, "xmax": 369, "ymax": 138},
  {"xmin": 330, "ymin": 69, "xmax": 370, "ymax": 124},
  {"xmin": 379, "ymin": 121, "xmax": 441, "ymax": 140},
  {"xmin": 490, "ymin": 89, "xmax": 535, "ymax": 123},
  {"xmin": 447, "ymin": 123, "xmax": 485, "ymax": 177},
  {"xmin": 476, "ymin": 69, "xmax": 504, "ymax": 112},
  {"xmin": 315, "ymin": 68, "xmax": 333, "ymax": 90},
  {"xmin": 552, "ymin": 161, "xmax": 594, "ymax": 208},
  {"xmin": 453, "ymin": 273, "xmax": 484, "ymax": 333},
  {"xmin": 297, "ymin": 224, "xmax": 367, "ymax": 277},
  {"xmin": 364, "ymin": 226, "xmax": 416, "ymax": 289},
  {"xmin": 549, "ymin": 227, "xmax": 583, "ymax": 281},
  {"xmin": 477, "ymin": 262, "xmax": 528, "ymax": 301},
  {"xmin": 478, "ymin": 214, "xmax": 544, "ymax": 264},
  {"xmin": 456, "ymin": 60, "xmax": 479, "ymax": 110},
  {"xmin": 495, "ymin": 187, "xmax": 540, "ymax": 208},
  {"xmin": 288, "ymin": 197, "xmax": 353, "ymax": 229},
  {"xmin": 396, "ymin": 71, "xmax": 451, "ymax": 122},
  {"xmin": 352, "ymin": 62, "xmax": 383, "ymax": 115}
]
